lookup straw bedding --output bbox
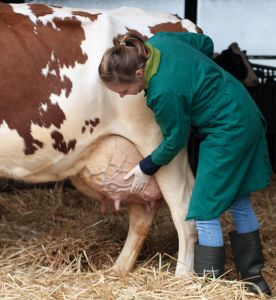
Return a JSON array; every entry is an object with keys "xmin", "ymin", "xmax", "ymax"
[{"xmin": 0, "ymin": 176, "xmax": 275, "ymax": 300}]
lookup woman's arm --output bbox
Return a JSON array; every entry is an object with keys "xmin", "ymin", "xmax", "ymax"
[{"xmin": 140, "ymin": 91, "xmax": 191, "ymax": 175}]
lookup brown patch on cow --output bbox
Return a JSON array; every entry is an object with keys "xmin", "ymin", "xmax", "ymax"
[
  {"xmin": 82, "ymin": 117, "xmax": 100, "ymax": 135},
  {"xmin": 29, "ymin": 4, "xmax": 54, "ymax": 17},
  {"xmin": 0, "ymin": 3, "xmax": 12, "ymax": 14},
  {"xmin": 25, "ymin": 137, "xmax": 44, "ymax": 155},
  {"xmin": 0, "ymin": 3, "xmax": 98, "ymax": 155},
  {"xmin": 149, "ymin": 22, "xmax": 188, "ymax": 34},
  {"xmin": 51, "ymin": 130, "xmax": 76, "ymax": 154},
  {"xmin": 72, "ymin": 11, "xmax": 101, "ymax": 22},
  {"xmin": 89, "ymin": 118, "xmax": 100, "ymax": 127}
]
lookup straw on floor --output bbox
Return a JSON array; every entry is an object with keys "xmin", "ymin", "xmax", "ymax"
[{"xmin": 0, "ymin": 176, "xmax": 275, "ymax": 300}]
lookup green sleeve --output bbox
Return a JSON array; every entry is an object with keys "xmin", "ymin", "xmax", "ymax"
[
  {"xmin": 164, "ymin": 32, "xmax": 214, "ymax": 58},
  {"xmin": 149, "ymin": 91, "xmax": 191, "ymax": 166}
]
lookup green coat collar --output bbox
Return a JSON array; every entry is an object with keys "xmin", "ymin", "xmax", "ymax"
[{"xmin": 144, "ymin": 43, "xmax": 160, "ymax": 90}]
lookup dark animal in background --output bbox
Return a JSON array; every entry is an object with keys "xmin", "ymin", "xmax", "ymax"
[{"xmin": 214, "ymin": 42, "xmax": 259, "ymax": 87}]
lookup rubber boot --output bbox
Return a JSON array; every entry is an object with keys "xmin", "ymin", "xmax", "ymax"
[
  {"xmin": 229, "ymin": 230, "xmax": 271, "ymax": 295},
  {"xmin": 194, "ymin": 243, "xmax": 225, "ymax": 278}
]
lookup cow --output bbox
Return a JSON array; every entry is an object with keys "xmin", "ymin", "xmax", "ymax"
[
  {"xmin": 214, "ymin": 42, "xmax": 259, "ymax": 87},
  {"xmin": 0, "ymin": 3, "xmax": 200, "ymax": 276}
]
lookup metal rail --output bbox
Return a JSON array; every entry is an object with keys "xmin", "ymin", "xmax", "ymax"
[{"xmin": 247, "ymin": 55, "xmax": 276, "ymax": 60}]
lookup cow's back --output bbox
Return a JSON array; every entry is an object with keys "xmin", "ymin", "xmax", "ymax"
[{"xmin": 0, "ymin": 3, "xmax": 199, "ymax": 182}]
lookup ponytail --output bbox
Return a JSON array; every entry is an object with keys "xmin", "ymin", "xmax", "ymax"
[{"xmin": 98, "ymin": 32, "xmax": 150, "ymax": 84}]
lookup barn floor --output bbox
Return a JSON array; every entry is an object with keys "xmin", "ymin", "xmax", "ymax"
[{"xmin": 0, "ymin": 176, "xmax": 275, "ymax": 300}]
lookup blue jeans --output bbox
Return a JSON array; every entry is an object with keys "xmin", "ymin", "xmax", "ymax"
[{"xmin": 195, "ymin": 194, "xmax": 259, "ymax": 247}]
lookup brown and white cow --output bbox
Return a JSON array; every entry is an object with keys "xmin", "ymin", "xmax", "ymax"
[{"xmin": 0, "ymin": 3, "xmax": 198, "ymax": 276}]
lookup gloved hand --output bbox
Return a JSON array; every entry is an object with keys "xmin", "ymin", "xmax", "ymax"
[{"xmin": 124, "ymin": 164, "xmax": 151, "ymax": 193}]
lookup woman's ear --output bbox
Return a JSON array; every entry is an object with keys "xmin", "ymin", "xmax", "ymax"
[{"xmin": 135, "ymin": 68, "xmax": 144, "ymax": 79}]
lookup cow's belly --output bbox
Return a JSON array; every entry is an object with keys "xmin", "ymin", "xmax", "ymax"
[{"xmin": 70, "ymin": 135, "xmax": 162, "ymax": 210}]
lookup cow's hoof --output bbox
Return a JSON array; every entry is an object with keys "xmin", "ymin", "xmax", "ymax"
[
  {"xmin": 175, "ymin": 263, "xmax": 193, "ymax": 277},
  {"xmin": 111, "ymin": 264, "xmax": 129, "ymax": 276}
]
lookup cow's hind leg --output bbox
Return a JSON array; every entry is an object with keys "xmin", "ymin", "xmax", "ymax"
[
  {"xmin": 113, "ymin": 201, "xmax": 160, "ymax": 274},
  {"xmin": 170, "ymin": 206, "xmax": 196, "ymax": 276},
  {"xmin": 154, "ymin": 150, "xmax": 197, "ymax": 276}
]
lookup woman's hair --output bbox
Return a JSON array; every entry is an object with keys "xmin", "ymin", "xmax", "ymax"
[{"xmin": 98, "ymin": 32, "xmax": 151, "ymax": 84}]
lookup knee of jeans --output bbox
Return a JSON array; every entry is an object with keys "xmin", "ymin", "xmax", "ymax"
[
  {"xmin": 230, "ymin": 194, "xmax": 252, "ymax": 213},
  {"xmin": 196, "ymin": 218, "xmax": 221, "ymax": 231}
]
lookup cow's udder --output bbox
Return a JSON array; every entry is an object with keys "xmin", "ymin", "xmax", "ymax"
[{"xmin": 70, "ymin": 135, "xmax": 162, "ymax": 212}]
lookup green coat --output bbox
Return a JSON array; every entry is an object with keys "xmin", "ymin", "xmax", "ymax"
[{"xmin": 144, "ymin": 32, "xmax": 272, "ymax": 220}]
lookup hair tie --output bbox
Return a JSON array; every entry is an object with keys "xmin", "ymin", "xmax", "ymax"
[{"xmin": 120, "ymin": 41, "xmax": 126, "ymax": 46}]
